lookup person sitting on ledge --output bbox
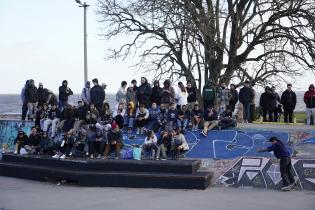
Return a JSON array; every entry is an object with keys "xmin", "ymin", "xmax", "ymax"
[
  {"xmin": 156, "ymin": 130, "xmax": 172, "ymax": 160},
  {"xmin": 171, "ymin": 127, "xmax": 189, "ymax": 160},
  {"xmin": 25, "ymin": 126, "xmax": 42, "ymax": 154},
  {"xmin": 52, "ymin": 131, "xmax": 75, "ymax": 159},
  {"xmin": 218, "ymin": 106, "xmax": 237, "ymax": 130},
  {"xmin": 14, "ymin": 130, "xmax": 29, "ymax": 155},
  {"xmin": 191, "ymin": 104, "xmax": 202, "ymax": 131},
  {"xmin": 142, "ymin": 130, "xmax": 157, "ymax": 160},
  {"xmin": 135, "ymin": 104, "xmax": 149, "ymax": 135},
  {"xmin": 39, "ymin": 131, "xmax": 54, "ymax": 155},
  {"xmin": 201, "ymin": 105, "xmax": 218, "ymax": 137},
  {"xmin": 103, "ymin": 122, "xmax": 123, "ymax": 159},
  {"xmin": 176, "ymin": 104, "xmax": 190, "ymax": 133}
]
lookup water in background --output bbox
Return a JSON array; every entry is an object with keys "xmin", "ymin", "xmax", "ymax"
[{"xmin": 0, "ymin": 92, "xmax": 307, "ymax": 114}]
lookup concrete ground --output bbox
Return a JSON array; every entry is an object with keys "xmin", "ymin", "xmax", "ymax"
[{"xmin": 0, "ymin": 177, "xmax": 314, "ymax": 210}]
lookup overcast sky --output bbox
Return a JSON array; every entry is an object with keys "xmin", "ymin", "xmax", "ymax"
[{"xmin": 0, "ymin": 0, "xmax": 314, "ymax": 94}]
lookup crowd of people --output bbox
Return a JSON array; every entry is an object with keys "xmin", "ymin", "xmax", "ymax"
[{"xmin": 16, "ymin": 77, "xmax": 315, "ymax": 160}]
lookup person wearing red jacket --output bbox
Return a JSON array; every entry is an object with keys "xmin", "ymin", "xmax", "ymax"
[{"xmin": 304, "ymin": 84, "xmax": 315, "ymax": 125}]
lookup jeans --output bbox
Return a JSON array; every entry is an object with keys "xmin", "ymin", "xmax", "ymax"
[
  {"xmin": 262, "ymin": 109, "xmax": 273, "ymax": 122},
  {"xmin": 242, "ymin": 102, "xmax": 250, "ymax": 121},
  {"xmin": 43, "ymin": 118, "xmax": 60, "ymax": 137},
  {"xmin": 58, "ymin": 100, "xmax": 67, "ymax": 111},
  {"xmin": 156, "ymin": 144, "xmax": 167, "ymax": 159},
  {"xmin": 124, "ymin": 117, "xmax": 134, "ymax": 128},
  {"xmin": 280, "ymin": 157, "xmax": 295, "ymax": 186},
  {"xmin": 306, "ymin": 108, "xmax": 315, "ymax": 125},
  {"xmin": 177, "ymin": 119, "xmax": 189, "ymax": 130},
  {"xmin": 22, "ymin": 102, "xmax": 28, "ymax": 120},
  {"xmin": 27, "ymin": 102, "xmax": 38, "ymax": 120},
  {"xmin": 283, "ymin": 109, "xmax": 294, "ymax": 123}
]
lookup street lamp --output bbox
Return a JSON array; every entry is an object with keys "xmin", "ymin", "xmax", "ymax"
[{"xmin": 75, "ymin": 0, "xmax": 90, "ymax": 85}]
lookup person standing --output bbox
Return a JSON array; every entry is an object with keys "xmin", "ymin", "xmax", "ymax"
[
  {"xmin": 303, "ymin": 84, "xmax": 315, "ymax": 125},
  {"xmin": 280, "ymin": 84, "xmax": 297, "ymax": 123},
  {"xmin": 21, "ymin": 80, "xmax": 29, "ymax": 120},
  {"xmin": 137, "ymin": 77, "xmax": 152, "ymax": 108},
  {"xmin": 90, "ymin": 78, "xmax": 105, "ymax": 114},
  {"xmin": 271, "ymin": 86, "xmax": 281, "ymax": 122},
  {"xmin": 126, "ymin": 84, "xmax": 138, "ymax": 107},
  {"xmin": 116, "ymin": 81, "xmax": 127, "ymax": 107},
  {"xmin": 229, "ymin": 84, "xmax": 239, "ymax": 113},
  {"xmin": 259, "ymin": 86, "xmax": 275, "ymax": 122},
  {"xmin": 186, "ymin": 81, "xmax": 197, "ymax": 111},
  {"xmin": 81, "ymin": 81, "xmax": 91, "ymax": 106},
  {"xmin": 58, "ymin": 80, "xmax": 73, "ymax": 111},
  {"xmin": 239, "ymin": 80, "xmax": 255, "ymax": 123},
  {"xmin": 216, "ymin": 82, "xmax": 231, "ymax": 114},
  {"xmin": 202, "ymin": 80, "xmax": 216, "ymax": 111},
  {"xmin": 151, "ymin": 80, "xmax": 163, "ymax": 106},
  {"xmin": 258, "ymin": 137, "xmax": 296, "ymax": 191},
  {"xmin": 176, "ymin": 82, "xmax": 188, "ymax": 109},
  {"xmin": 25, "ymin": 79, "xmax": 38, "ymax": 121},
  {"xmin": 161, "ymin": 79, "xmax": 175, "ymax": 108},
  {"xmin": 131, "ymin": 79, "xmax": 138, "ymax": 93}
]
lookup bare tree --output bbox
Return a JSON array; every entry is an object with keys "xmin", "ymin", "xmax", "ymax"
[{"xmin": 96, "ymin": 0, "xmax": 315, "ymax": 102}]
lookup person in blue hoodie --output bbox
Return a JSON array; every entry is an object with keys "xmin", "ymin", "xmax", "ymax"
[
  {"xmin": 147, "ymin": 102, "xmax": 160, "ymax": 132},
  {"xmin": 258, "ymin": 137, "xmax": 297, "ymax": 191}
]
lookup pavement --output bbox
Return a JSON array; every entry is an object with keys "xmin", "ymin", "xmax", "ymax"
[{"xmin": 0, "ymin": 176, "xmax": 314, "ymax": 210}]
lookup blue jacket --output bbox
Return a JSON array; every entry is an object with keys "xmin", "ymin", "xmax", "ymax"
[{"xmin": 267, "ymin": 140, "xmax": 290, "ymax": 158}]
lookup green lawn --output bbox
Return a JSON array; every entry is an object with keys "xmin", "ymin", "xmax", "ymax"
[{"xmin": 254, "ymin": 111, "xmax": 307, "ymax": 124}]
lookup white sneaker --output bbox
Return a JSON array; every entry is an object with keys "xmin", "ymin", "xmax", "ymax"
[
  {"xmin": 14, "ymin": 150, "xmax": 18, "ymax": 155},
  {"xmin": 52, "ymin": 154, "xmax": 59, "ymax": 158},
  {"xmin": 60, "ymin": 154, "xmax": 66, "ymax": 159},
  {"xmin": 97, "ymin": 154, "xmax": 102, "ymax": 159}
]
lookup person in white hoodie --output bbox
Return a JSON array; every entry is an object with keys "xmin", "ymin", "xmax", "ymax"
[
  {"xmin": 81, "ymin": 81, "xmax": 91, "ymax": 106},
  {"xmin": 142, "ymin": 130, "xmax": 157, "ymax": 159},
  {"xmin": 176, "ymin": 82, "xmax": 188, "ymax": 109}
]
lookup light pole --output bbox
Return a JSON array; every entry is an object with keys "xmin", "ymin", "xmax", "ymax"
[{"xmin": 75, "ymin": 0, "xmax": 90, "ymax": 85}]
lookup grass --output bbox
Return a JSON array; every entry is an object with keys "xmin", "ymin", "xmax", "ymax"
[{"xmin": 254, "ymin": 111, "xmax": 308, "ymax": 124}]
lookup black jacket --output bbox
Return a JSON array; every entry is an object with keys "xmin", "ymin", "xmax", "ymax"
[
  {"xmin": 25, "ymin": 85, "xmax": 38, "ymax": 103},
  {"xmin": 48, "ymin": 108, "xmax": 61, "ymax": 120},
  {"xmin": 91, "ymin": 85, "xmax": 105, "ymax": 105},
  {"xmin": 59, "ymin": 85, "xmax": 73, "ymax": 102},
  {"xmin": 204, "ymin": 109, "xmax": 218, "ymax": 121},
  {"xmin": 151, "ymin": 86, "xmax": 163, "ymax": 105},
  {"xmin": 229, "ymin": 89, "xmax": 239, "ymax": 105},
  {"xmin": 259, "ymin": 92, "xmax": 275, "ymax": 110},
  {"xmin": 28, "ymin": 134, "xmax": 41, "ymax": 147},
  {"xmin": 186, "ymin": 86, "xmax": 197, "ymax": 103},
  {"xmin": 137, "ymin": 83, "xmax": 152, "ymax": 105},
  {"xmin": 239, "ymin": 86, "xmax": 254, "ymax": 104},
  {"xmin": 14, "ymin": 133, "xmax": 28, "ymax": 146},
  {"xmin": 281, "ymin": 90, "xmax": 297, "ymax": 110},
  {"xmin": 37, "ymin": 88, "xmax": 49, "ymax": 105}
]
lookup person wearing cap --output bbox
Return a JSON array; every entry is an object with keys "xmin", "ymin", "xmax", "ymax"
[
  {"xmin": 239, "ymin": 80, "xmax": 255, "ymax": 123},
  {"xmin": 90, "ymin": 78, "xmax": 105, "ymax": 115},
  {"xmin": 259, "ymin": 86, "xmax": 275, "ymax": 122},
  {"xmin": 304, "ymin": 84, "xmax": 315, "ymax": 125},
  {"xmin": 58, "ymin": 80, "xmax": 73, "ymax": 111},
  {"xmin": 103, "ymin": 122, "xmax": 123, "ymax": 159},
  {"xmin": 14, "ymin": 130, "xmax": 29, "ymax": 154},
  {"xmin": 281, "ymin": 84, "xmax": 297, "ymax": 123},
  {"xmin": 81, "ymin": 81, "xmax": 91, "ymax": 106},
  {"xmin": 257, "ymin": 137, "xmax": 296, "ymax": 191}
]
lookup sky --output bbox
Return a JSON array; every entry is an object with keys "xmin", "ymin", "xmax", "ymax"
[{"xmin": 0, "ymin": 0, "xmax": 314, "ymax": 94}]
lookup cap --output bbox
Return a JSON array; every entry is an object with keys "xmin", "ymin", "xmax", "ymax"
[
  {"xmin": 92, "ymin": 78, "xmax": 98, "ymax": 83},
  {"xmin": 39, "ymin": 82, "xmax": 43, "ymax": 86},
  {"xmin": 269, "ymin": 136, "xmax": 279, "ymax": 142}
]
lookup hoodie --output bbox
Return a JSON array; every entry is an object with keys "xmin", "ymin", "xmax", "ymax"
[
  {"xmin": 151, "ymin": 81, "xmax": 163, "ymax": 105},
  {"xmin": 25, "ymin": 80, "xmax": 38, "ymax": 103},
  {"xmin": 59, "ymin": 80, "xmax": 73, "ymax": 102},
  {"xmin": 161, "ymin": 80, "xmax": 175, "ymax": 104},
  {"xmin": 81, "ymin": 82, "xmax": 91, "ymax": 104},
  {"xmin": 304, "ymin": 84, "xmax": 315, "ymax": 108},
  {"xmin": 137, "ymin": 77, "xmax": 152, "ymax": 106}
]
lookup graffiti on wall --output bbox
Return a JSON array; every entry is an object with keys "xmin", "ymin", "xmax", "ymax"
[
  {"xmin": 1, "ymin": 120, "xmax": 315, "ymax": 159},
  {"xmin": 0, "ymin": 120, "xmax": 33, "ymax": 149},
  {"xmin": 216, "ymin": 157, "xmax": 315, "ymax": 190}
]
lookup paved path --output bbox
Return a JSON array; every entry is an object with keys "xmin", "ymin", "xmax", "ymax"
[{"xmin": 0, "ymin": 177, "xmax": 314, "ymax": 210}]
